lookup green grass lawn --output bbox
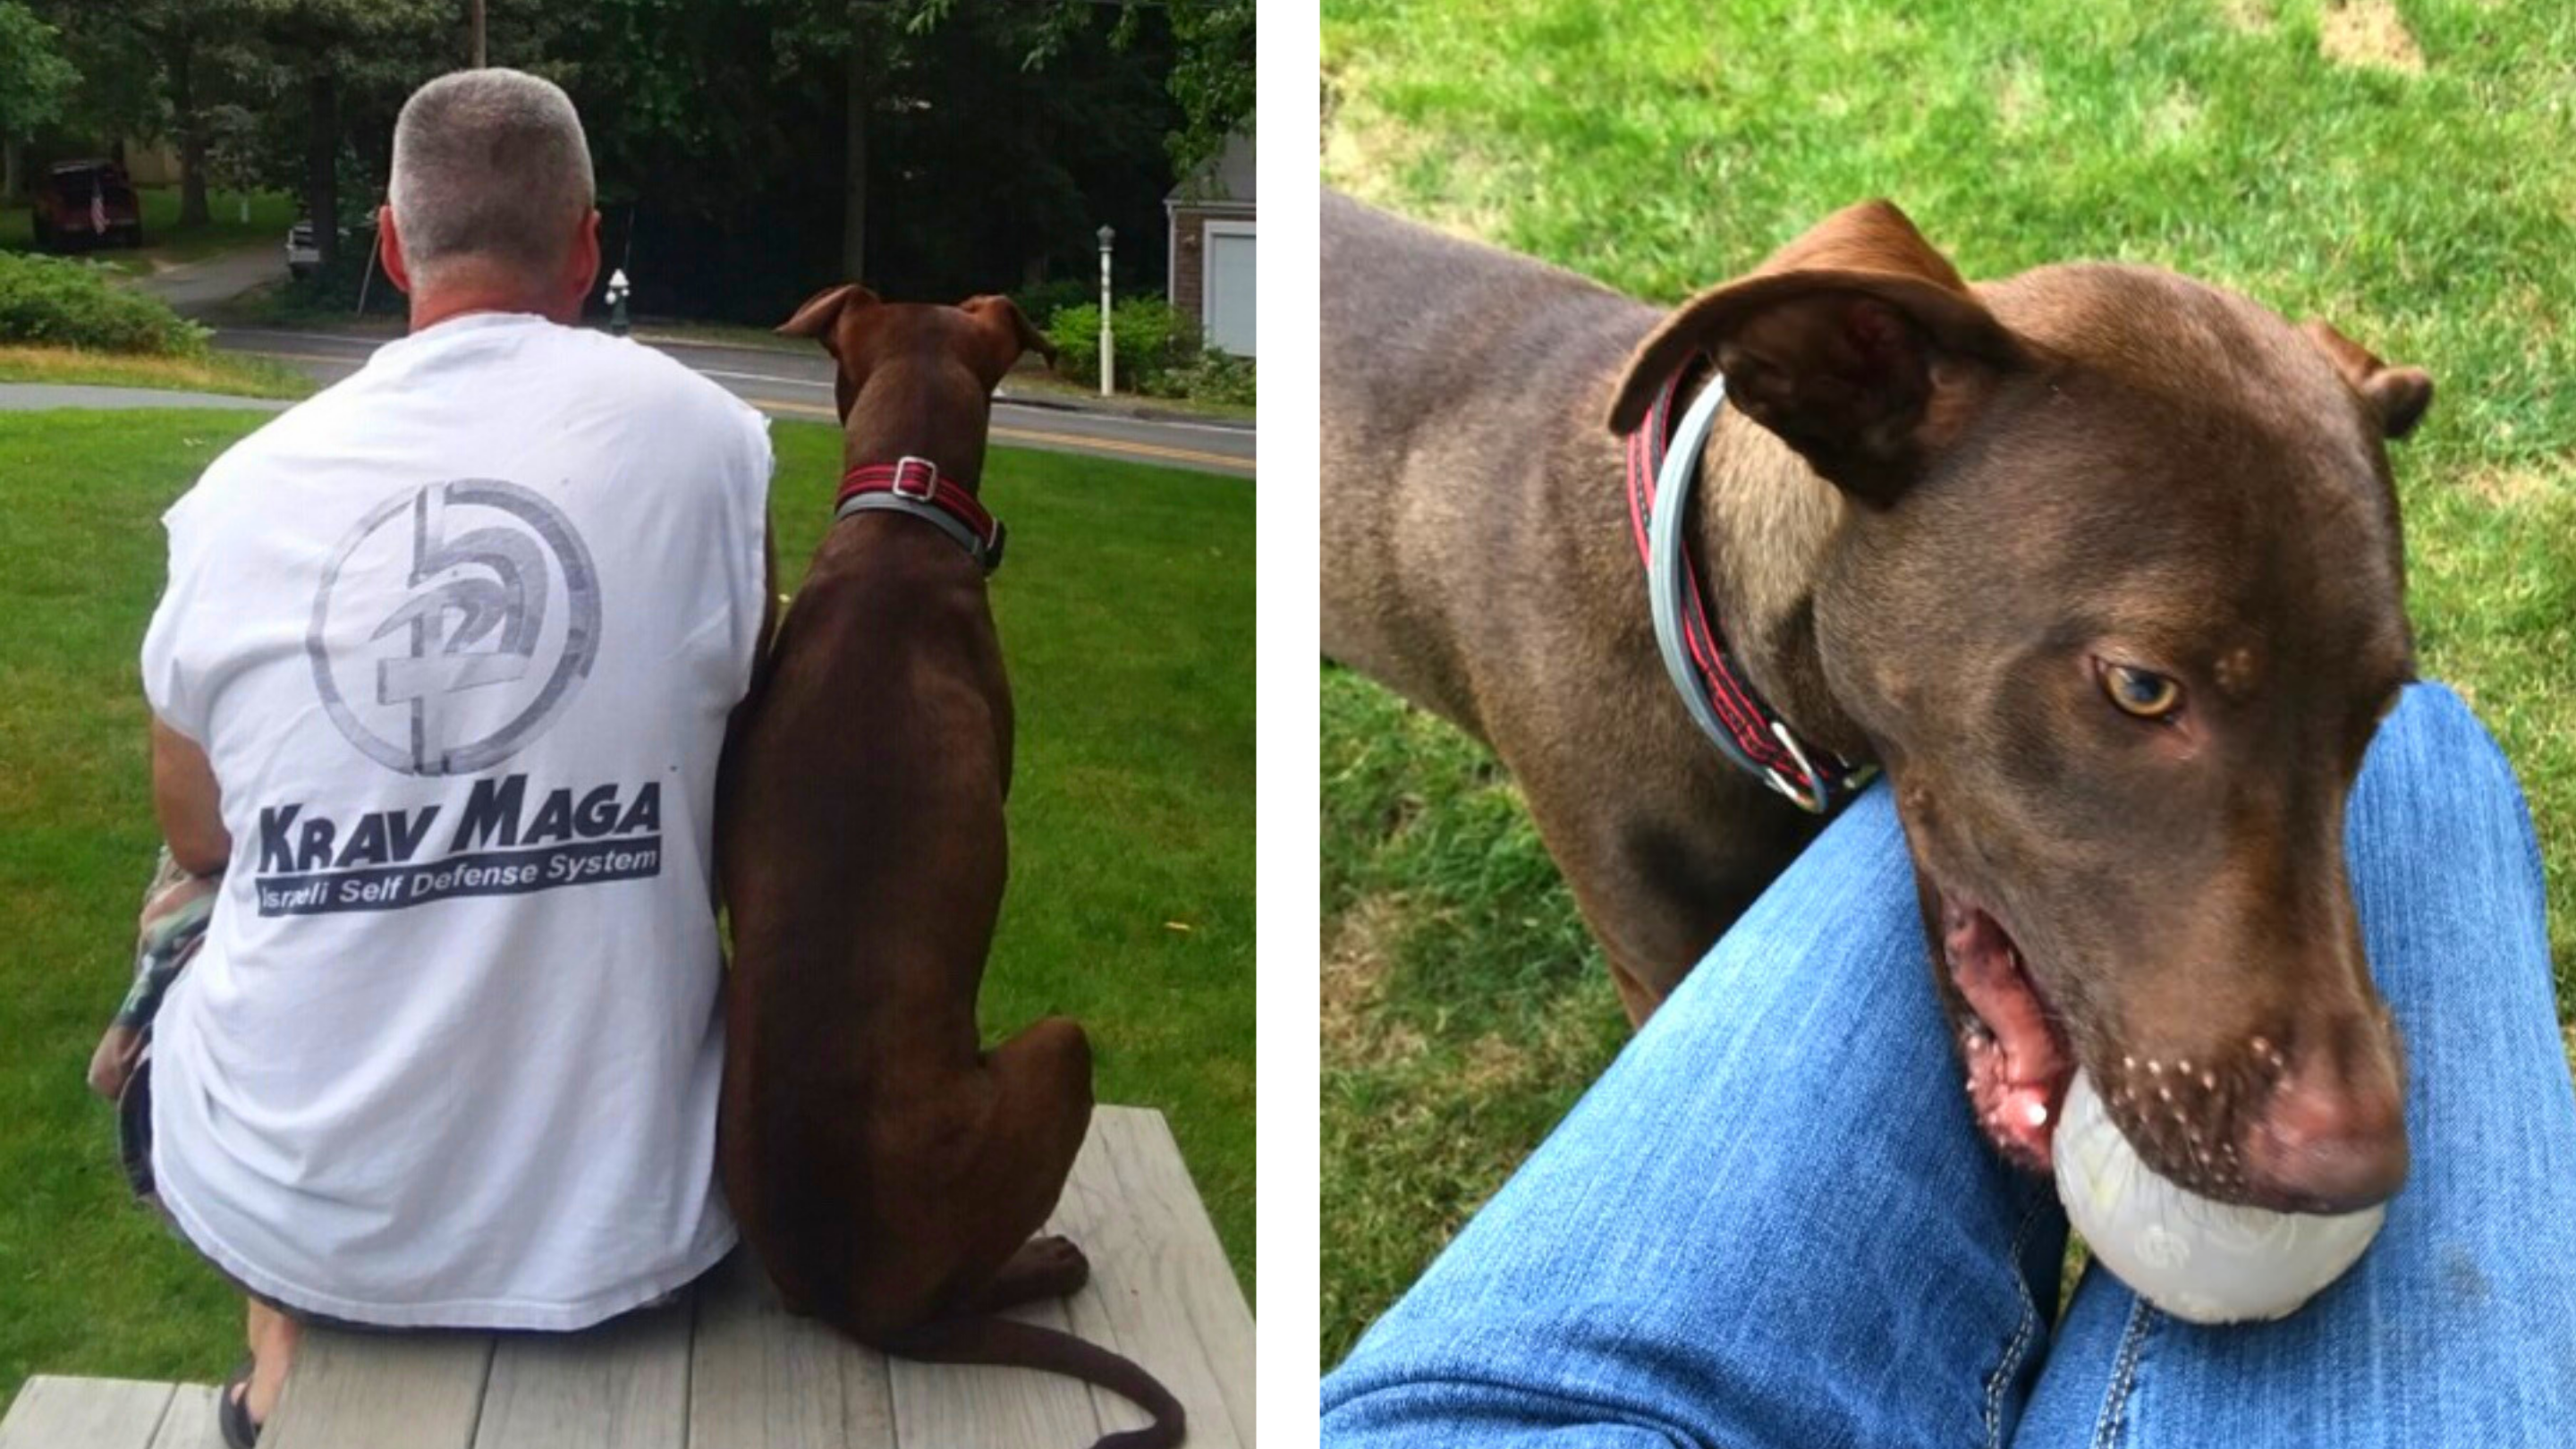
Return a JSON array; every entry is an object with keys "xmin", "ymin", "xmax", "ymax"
[
  {"xmin": 0, "ymin": 187, "xmax": 297, "ymax": 273},
  {"xmin": 0, "ymin": 408, "xmax": 1250, "ymax": 1399},
  {"xmin": 1322, "ymin": 0, "xmax": 2576, "ymax": 1363}
]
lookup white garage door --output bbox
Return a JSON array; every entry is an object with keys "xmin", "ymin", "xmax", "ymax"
[{"xmin": 1203, "ymin": 220, "xmax": 1257, "ymax": 358}]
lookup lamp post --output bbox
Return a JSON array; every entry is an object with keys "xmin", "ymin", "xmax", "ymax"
[{"xmin": 1097, "ymin": 225, "xmax": 1115, "ymax": 397}]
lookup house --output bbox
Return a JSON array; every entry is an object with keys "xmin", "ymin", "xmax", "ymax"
[{"xmin": 1165, "ymin": 131, "xmax": 1255, "ymax": 358}]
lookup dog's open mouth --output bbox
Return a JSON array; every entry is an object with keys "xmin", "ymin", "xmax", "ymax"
[{"xmin": 1939, "ymin": 893, "xmax": 2076, "ymax": 1171}]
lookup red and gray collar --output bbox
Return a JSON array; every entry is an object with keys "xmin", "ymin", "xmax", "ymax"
[
  {"xmin": 834, "ymin": 457, "xmax": 1005, "ymax": 573},
  {"xmin": 1623, "ymin": 363, "xmax": 1875, "ymax": 814}
]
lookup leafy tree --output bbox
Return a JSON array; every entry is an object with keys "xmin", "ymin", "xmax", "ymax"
[
  {"xmin": 1157, "ymin": 0, "xmax": 1254, "ymax": 172},
  {"xmin": 0, "ymin": 3, "xmax": 79, "ymax": 144},
  {"xmin": 1026, "ymin": 0, "xmax": 1255, "ymax": 171},
  {"xmin": 233, "ymin": 0, "xmax": 450, "ymax": 265},
  {"xmin": 21, "ymin": 0, "xmax": 1224, "ymax": 325},
  {"xmin": 90, "ymin": 1, "xmax": 253, "ymax": 225},
  {"xmin": 15, "ymin": 2, "xmax": 154, "ymax": 166}
]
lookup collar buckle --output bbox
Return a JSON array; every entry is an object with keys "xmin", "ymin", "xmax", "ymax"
[{"xmin": 891, "ymin": 455, "xmax": 939, "ymax": 501}]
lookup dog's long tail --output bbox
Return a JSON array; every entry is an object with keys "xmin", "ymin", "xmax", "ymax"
[{"xmin": 890, "ymin": 1313, "xmax": 1187, "ymax": 1449}]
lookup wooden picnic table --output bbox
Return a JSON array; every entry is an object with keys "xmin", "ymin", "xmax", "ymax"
[{"xmin": 1, "ymin": 1106, "xmax": 1250, "ymax": 1449}]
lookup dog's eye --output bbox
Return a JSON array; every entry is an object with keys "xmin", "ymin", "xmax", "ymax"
[{"xmin": 2103, "ymin": 664, "xmax": 2182, "ymax": 721}]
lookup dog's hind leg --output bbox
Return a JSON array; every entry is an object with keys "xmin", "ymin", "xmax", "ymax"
[
  {"xmin": 970, "ymin": 1234, "xmax": 1093, "ymax": 1313},
  {"xmin": 984, "ymin": 1013, "xmax": 1097, "ymax": 1201},
  {"xmin": 882, "ymin": 1021, "xmax": 1185, "ymax": 1446},
  {"xmin": 922, "ymin": 1016, "xmax": 1099, "ymax": 1313}
]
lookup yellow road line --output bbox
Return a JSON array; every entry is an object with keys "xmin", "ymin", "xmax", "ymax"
[
  {"xmin": 992, "ymin": 425, "xmax": 1249, "ymax": 470},
  {"xmin": 741, "ymin": 395, "xmax": 839, "ymax": 419}
]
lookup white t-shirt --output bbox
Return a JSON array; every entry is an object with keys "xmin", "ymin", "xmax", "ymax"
[{"xmin": 140, "ymin": 312, "xmax": 769, "ymax": 1329}]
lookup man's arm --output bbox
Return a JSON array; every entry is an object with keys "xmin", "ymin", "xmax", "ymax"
[
  {"xmin": 712, "ymin": 529, "xmax": 780, "ymax": 911},
  {"xmin": 153, "ymin": 719, "xmax": 231, "ymax": 876}
]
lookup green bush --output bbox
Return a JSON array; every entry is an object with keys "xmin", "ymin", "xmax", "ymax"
[
  {"xmin": 1155, "ymin": 348, "xmax": 1256, "ymax": 407},
  {"xmin": 1046, "ymin": 296, "xmax": 1193, "ymax": 393},
  {"xmin": 1046, "ymin": 302, "xmax": 1103, "ymax": 381},
  {"xmin": 0, "ymin": 252, "xmax": 208, "ymax": 357}
]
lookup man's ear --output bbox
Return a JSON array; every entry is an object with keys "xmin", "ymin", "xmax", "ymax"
[
  {"xmin": 2302, "ymin": 319, "xmax": 2433, "ymax": 441},
  {"xmin": 377, "ymin": 205, "xmax": 412, "ymax": 295},
  {"xmin": 960, "ymin": 294, "xmax": 1057, "ymax": 382},
  {"xmin": 776, "ymin": 284, "xmax": 879, "ymax": 354},
  {"xmin": 566, "ymin": 208, "xmax": 602, "ymax": 309},
  {"xmin": 1606, "ymin": 199, "xmax": 2027, "ymax": 506}
]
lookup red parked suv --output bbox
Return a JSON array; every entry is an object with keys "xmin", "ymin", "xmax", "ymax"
[{"xmin": 32, "ymin": 159, "xmax": 144, "ymax": 250}]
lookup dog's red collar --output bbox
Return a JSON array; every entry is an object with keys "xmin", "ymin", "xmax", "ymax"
[
  {"xmin": 834, "ymin": 458, "xmax": 1005, "ymax": 572},
  {"xmin": 1623, "ymin": 362, "xmax": 1874, "ymax": 814}
]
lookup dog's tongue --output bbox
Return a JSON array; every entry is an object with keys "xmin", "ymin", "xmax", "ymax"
[{"xmin": 1945, "ymin": 899, "xmax": 2070, "ymax": 1169}]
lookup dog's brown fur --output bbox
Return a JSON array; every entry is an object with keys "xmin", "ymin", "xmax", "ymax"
[
  {"xmin": 1321, "ymin": 191, "xmax": 2432, "ymax": 1211},
  {"xmin": 720, "ymin": 286, "xmax": 1182, "ymax": 1449}
]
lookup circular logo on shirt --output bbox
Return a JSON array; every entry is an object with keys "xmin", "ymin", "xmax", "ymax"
[{"xmin": 306, "ymin": 479, "xmax": 602, "ymax": 775}]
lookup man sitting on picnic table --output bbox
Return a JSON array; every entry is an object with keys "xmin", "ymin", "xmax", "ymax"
[{"xmin": 94, "ymin": 68, "xmax": 773, "ymax": 1447}]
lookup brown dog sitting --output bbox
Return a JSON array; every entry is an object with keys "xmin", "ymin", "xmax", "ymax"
[
  {"xmin": 1323, "ymin": 192, "xmax": 2432, "ymax": 1214},
  {"xmin": 720, "ymin": 285, "xmax": 1183, "ymax": 1449}
]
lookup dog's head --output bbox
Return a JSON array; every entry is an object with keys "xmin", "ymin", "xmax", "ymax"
[
  {"xmin": 776, "ymin": 285, "xmax": 1057, "ymax": 481},
  {"xmin": 1610, "ymin": 201, "xmax": 2431, "ymax": 1213}
]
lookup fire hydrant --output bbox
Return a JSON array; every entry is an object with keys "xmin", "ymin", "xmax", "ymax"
[{"xmin": 605, "ymin": 268, "xmax": 631, "ymax": 336}]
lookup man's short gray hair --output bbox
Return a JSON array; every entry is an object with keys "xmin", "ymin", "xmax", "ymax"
[{"xmin": 389, "ymin": 69, "xmax": 595, "ymax": 286}]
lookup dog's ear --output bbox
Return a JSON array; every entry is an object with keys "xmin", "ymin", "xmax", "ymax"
[
  {"xmin": 2301, "ymin": 319, "xmax": 2433, "ymax": 441},
  {"xmin": 1606, "ymin": 199, "xmax": 2027, "ymax": 506},
  {"xmin": 959, "ymin": 294, "xmax": 1058, "ymax": 384},
  {"xmin": 776, "ymin": 284, "xmax": 880, "ymax": 352}
]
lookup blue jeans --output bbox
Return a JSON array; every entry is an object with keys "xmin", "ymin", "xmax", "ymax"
[{"xmin": 1322, "ymin": 684, "xmax": 2576, "ymax": 1447}]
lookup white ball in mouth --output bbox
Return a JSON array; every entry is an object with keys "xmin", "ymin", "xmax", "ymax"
[{"xmin": 2052, "ymin": 1070, "xmax": 2385, "ymax": 1325}]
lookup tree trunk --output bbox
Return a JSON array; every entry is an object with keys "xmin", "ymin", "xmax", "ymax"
[
  {"xmin": 840, "ymin": 11, "xmax": 868, "ymax": 283},
  {"xmin": 172, "ymin": 42, "xmax": 208, "ymax": 227},
  {"xmin": 305, "ymin": 68, "xmax": 340, "ymax": 267}
]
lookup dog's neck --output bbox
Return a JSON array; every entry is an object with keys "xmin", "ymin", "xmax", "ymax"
[
  {"xmin": 1683, "ymin": 408, "xmax": 1875, "ymax": 767},
  {"xmin": 837, "ymin": 375, "xmax": 994, "ymax": 493}
]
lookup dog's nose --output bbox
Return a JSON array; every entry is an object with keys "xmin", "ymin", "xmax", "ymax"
[{"xmin": 2239, "ymin": 1039, "xmax": 2408, "ymax": 1213}]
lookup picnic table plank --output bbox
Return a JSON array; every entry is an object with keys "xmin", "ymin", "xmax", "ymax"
[
  {"xmin": 23, "ymin": 1104, "xmax": 1248, "ymax": 1449},
  {"xmin": 473, "ymin": 1298, "xmax": 691, "ymax": 1449},
  {"xmin": 1090, "ymin": 1109, "xmax": 1253, "ymax": 1445},
  {"xmin": 145, "ymin": 1385, "xmax": 218, "ymax": 1449},
  {"xmin": 685, "ymin": 1249, "xmax": 896, "ymax": 1449},
  {"xmin": 1050, "ymin": 1108, "xmax": 1248, "ymax": 1449},
  {"xmin": 263, "ymin": 1331, "xmax": 493, "ymax": 1449},
  {"xmin": 0, "ymin": 1377, "xmax": 176, "ymax": 1449}
]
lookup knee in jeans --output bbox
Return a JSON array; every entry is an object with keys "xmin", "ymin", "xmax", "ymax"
[
  {"xmin": 2385, "ymin": 682, "xmax": 2521, "ymax": 797},
  {"xmin": 2374, "ymin": 682, "xmax": 2538, "ymax": 870}
]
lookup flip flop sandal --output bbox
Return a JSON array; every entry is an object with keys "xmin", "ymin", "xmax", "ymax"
[{"xmin": 219, "ymin": 1353, "xmax": 261, "ymax": 1449}]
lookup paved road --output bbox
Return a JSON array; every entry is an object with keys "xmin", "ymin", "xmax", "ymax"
[
  {"xmin": 211, "ymin": 325, "xmax": 1256, "ymax": 478},
  {"xmin": 135, "ymin": 247, "xmax": 290, "ymax": 317}
]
